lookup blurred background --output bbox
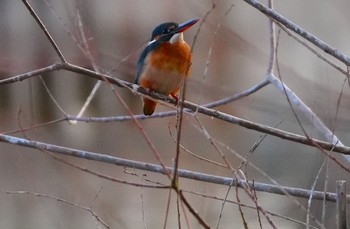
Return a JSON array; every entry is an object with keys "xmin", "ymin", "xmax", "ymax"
[{"xmin": 0, "ymin": 0, "xmax": 349, "ymax": 228}]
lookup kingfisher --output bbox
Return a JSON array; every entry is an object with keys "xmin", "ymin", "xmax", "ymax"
[{"xmin": 135, "ymin": 18, "xmax": 199, "ymax": 115}]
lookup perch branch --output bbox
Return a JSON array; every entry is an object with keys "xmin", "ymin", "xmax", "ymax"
[{"xmin": 1, "ymin": 63, "xmax": 350, "ymax": 155}]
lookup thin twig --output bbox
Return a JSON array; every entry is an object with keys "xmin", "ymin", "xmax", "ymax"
[
  {"xmin": 253, "ymin": 181, "xmax": 263, "ymax": 229},
  {"xmin": 236, "ymin": 185, "xmax": 249, "ymax": 229},
  {"xmin": 184, "ymin": 189, "xmax": 319, "ymax": 229},
  {"xmin": 195, "ymin": 116, "xmax": 234, "ymax": 170},
  {"xmin": 236, "ymin": 173, "xmax": 278, "ymax": 229},
  {"xmin": 176, "ymin": 192, "xmax": 182, "ymax": 229},
  {"xmin": 322, "ymin": 155, "xmax": 331, "ymax": 226},
  {"xmin": 140, "ymin": 175, "xmax": 148, "ymax": 229},
  {"xmin": 179, "ymin": 195, "xmax": 191, "ymax": 229},
  {"xmin": 39, "ymin": 76, "xmax": 68, "ymax": 116},
  {"xmin": 53, "ymin": 154, "xmax": 169, "ymax": 189},
  {"xmin": 214, "ymin": 137, "xmax": 324, "ymax": 227},
  {"xmin": 215, "ymin": 179, "xmax": 234, "ymax": 229},
  {"xmin": 169, "ymin": 123, "xmax": 228, "ymax": 168},
  {"xmin": 68, "ymin": 10, "xmax": 103, "ymax": 124},
  {"xmin": 238, "ymin": 120, "xmax": 282, "ymax": 171},
  {"xmin": 306, "ymin": 156, "xmax": 329, "ymax": 229},
  {"xmin": 4, "ymin": 118, "xmax": 66, "ymax": 135},
  {"xmin": 179, "ymin": 191, "xmax": 211, "ymax": 229},
  {"xmin": 196, "ymin": 101, "xmax": 278, "ymax": 227},
  {"xmin": 0, "ymin": 190, "xmax": 110, "ymax": 229},
  {"xmin": 162, "ymin": 189, "xmax": 172, "ymax": 229},
  {"xmin": 21, "ymin": 0, "xmax": 67, "ymax": 63},
  {"xmin": 196, "ymin": 3, "xmax": 234, "ymax": 112}
]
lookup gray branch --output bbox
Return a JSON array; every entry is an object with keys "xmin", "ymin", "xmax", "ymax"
[
  {"xmin": 1, "ymin": 63, "xmax": 350, "ymax": 155},
  {"xmin": 243, "ymin": 0, "xmax": 350, "ymax": 66},
  {"xmin": 0, "ymin": 133, "xmax": 349, "ymax": 203}
]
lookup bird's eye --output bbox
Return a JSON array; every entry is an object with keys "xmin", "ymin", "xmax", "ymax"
[{"xmin": 163, "ymin": 26, "xmax": 175, "ymax": 34}]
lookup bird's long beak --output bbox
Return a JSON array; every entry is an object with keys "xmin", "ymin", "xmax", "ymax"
[{"xmin": 174, "ymin": 18, "xmax": 200, "ymax": 34}]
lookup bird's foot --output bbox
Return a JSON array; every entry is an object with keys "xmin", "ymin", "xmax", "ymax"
[{"xmin": 170, "ymin": 93, "xmax": 179, "ymax": 105}]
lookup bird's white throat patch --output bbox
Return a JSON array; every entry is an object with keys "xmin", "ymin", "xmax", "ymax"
[
  {"xmin": 170, "ymin": 33, "xmax": 184, "ymax": 44},
  {"xmin": 148, "ymin": 39, "xmax": 156, "ymax": 45}
]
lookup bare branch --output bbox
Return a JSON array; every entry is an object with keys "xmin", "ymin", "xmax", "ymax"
[
  {"xmin": 336, "ymin": 180, "xmax": 348, "ymax": 229},
  {"xmin": 0, "ymin": 190, "xmax": 110, "ymax": 229},
  {"xmin": 0, "ymin": 63, "xmax": 62, "ymax": 84},
  {"xmin": 266, "ymin": 73, "xmax": 348, "ymax": 155},
  {"xmin": 184, "ymin": 190, "xmax": 319, "ymax": 229},
  {"xmin": 179, "ymin": 191, "xmax": 211, "ymax": 229},
  {"xmin": 243, "ymin": 0, "xmax": 350, "ymax": 66},
  {"xmin": 0, "ymin": 133, "xmax": 348, "ymax": 203},
  {"xmin": 267, "ymin": 0, "xmax": 276, "ymax": 74},
  {"xmin": 21, "ymin": 0, "xmax": 67, "ymax": 63},
  {"xmin": 275, "ymin": 21, "xmax": 347, "ymax": 76},
  {"xmin": 2, "ymin": 63, "xmax": 350, "ymax": 155}
]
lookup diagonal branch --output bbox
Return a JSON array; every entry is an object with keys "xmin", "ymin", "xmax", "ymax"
[
  {"xmin": 266, "ymin": 73, "xmax": 347, "ymax": 154},
  {"xmin": 243, "ymin": 0, "xmax": 350, "ymax": 67},
  {"xmin": 21, "ymin": 0, "xmax": 67, "ymax": 63}
]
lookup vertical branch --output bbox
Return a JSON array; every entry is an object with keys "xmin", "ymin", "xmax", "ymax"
[
  {"xmin": 267, "ymin": 0, "xmax": 275, "ymax": 74},
  {"xmin": 321, "ymin": 157, "xmax": 330, "ymax": 226},
  {"xmin": 195, "ymin": 4, "xmax": 234, "ymax": 111},
  {"xmin": 306, "ymin": 155, "xmax": 329, "ymax": 229},
  {"xmin": 336, "ymin": 180, "xmax": 348, "ymax": 229},
  {"xmin": 69, "ymin": 10, "xmax": 102, "ymax": 125},
  {"xmin": 215, "ymin": 180, "xmax": 234, "ymax": 229},
  {"xmin": 235, "ymin": 185, "xmax": 249, "ymax": 229}
]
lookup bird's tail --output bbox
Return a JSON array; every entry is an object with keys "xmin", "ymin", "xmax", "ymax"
[{"xmin": 143, "ymin": 98, "xmax": 157, "ymax": 116}]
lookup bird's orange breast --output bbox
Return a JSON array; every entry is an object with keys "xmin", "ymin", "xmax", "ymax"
[
  {"xmin": 139, "ymin": 40, "xmax": 192, "ymax": 95},
  {"xmin": 148, "ymin": 41, "xmax": 192, "ymax": 75}
]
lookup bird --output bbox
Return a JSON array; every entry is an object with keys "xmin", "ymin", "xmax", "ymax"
[{"xmin": 135, "ymin": 18, "xmax": 199, "ymax": 116}]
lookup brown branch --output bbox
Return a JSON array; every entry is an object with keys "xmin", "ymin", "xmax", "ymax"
[
  {"xmin": 179, "ymin": 191, "xmax": 211, "ymax": 229},
  {"xmin": 184, "ymin": 189, "xmax": 319, "ymax": 229}
]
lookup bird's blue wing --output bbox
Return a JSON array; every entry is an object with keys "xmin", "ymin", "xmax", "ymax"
[
  {"xmin": 135, "ymin": 45, "xmax": 150, "ymax": 84},
  {"xmin": 134, "ymin": 40, "xmax": 162, "ymax": 84}
]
